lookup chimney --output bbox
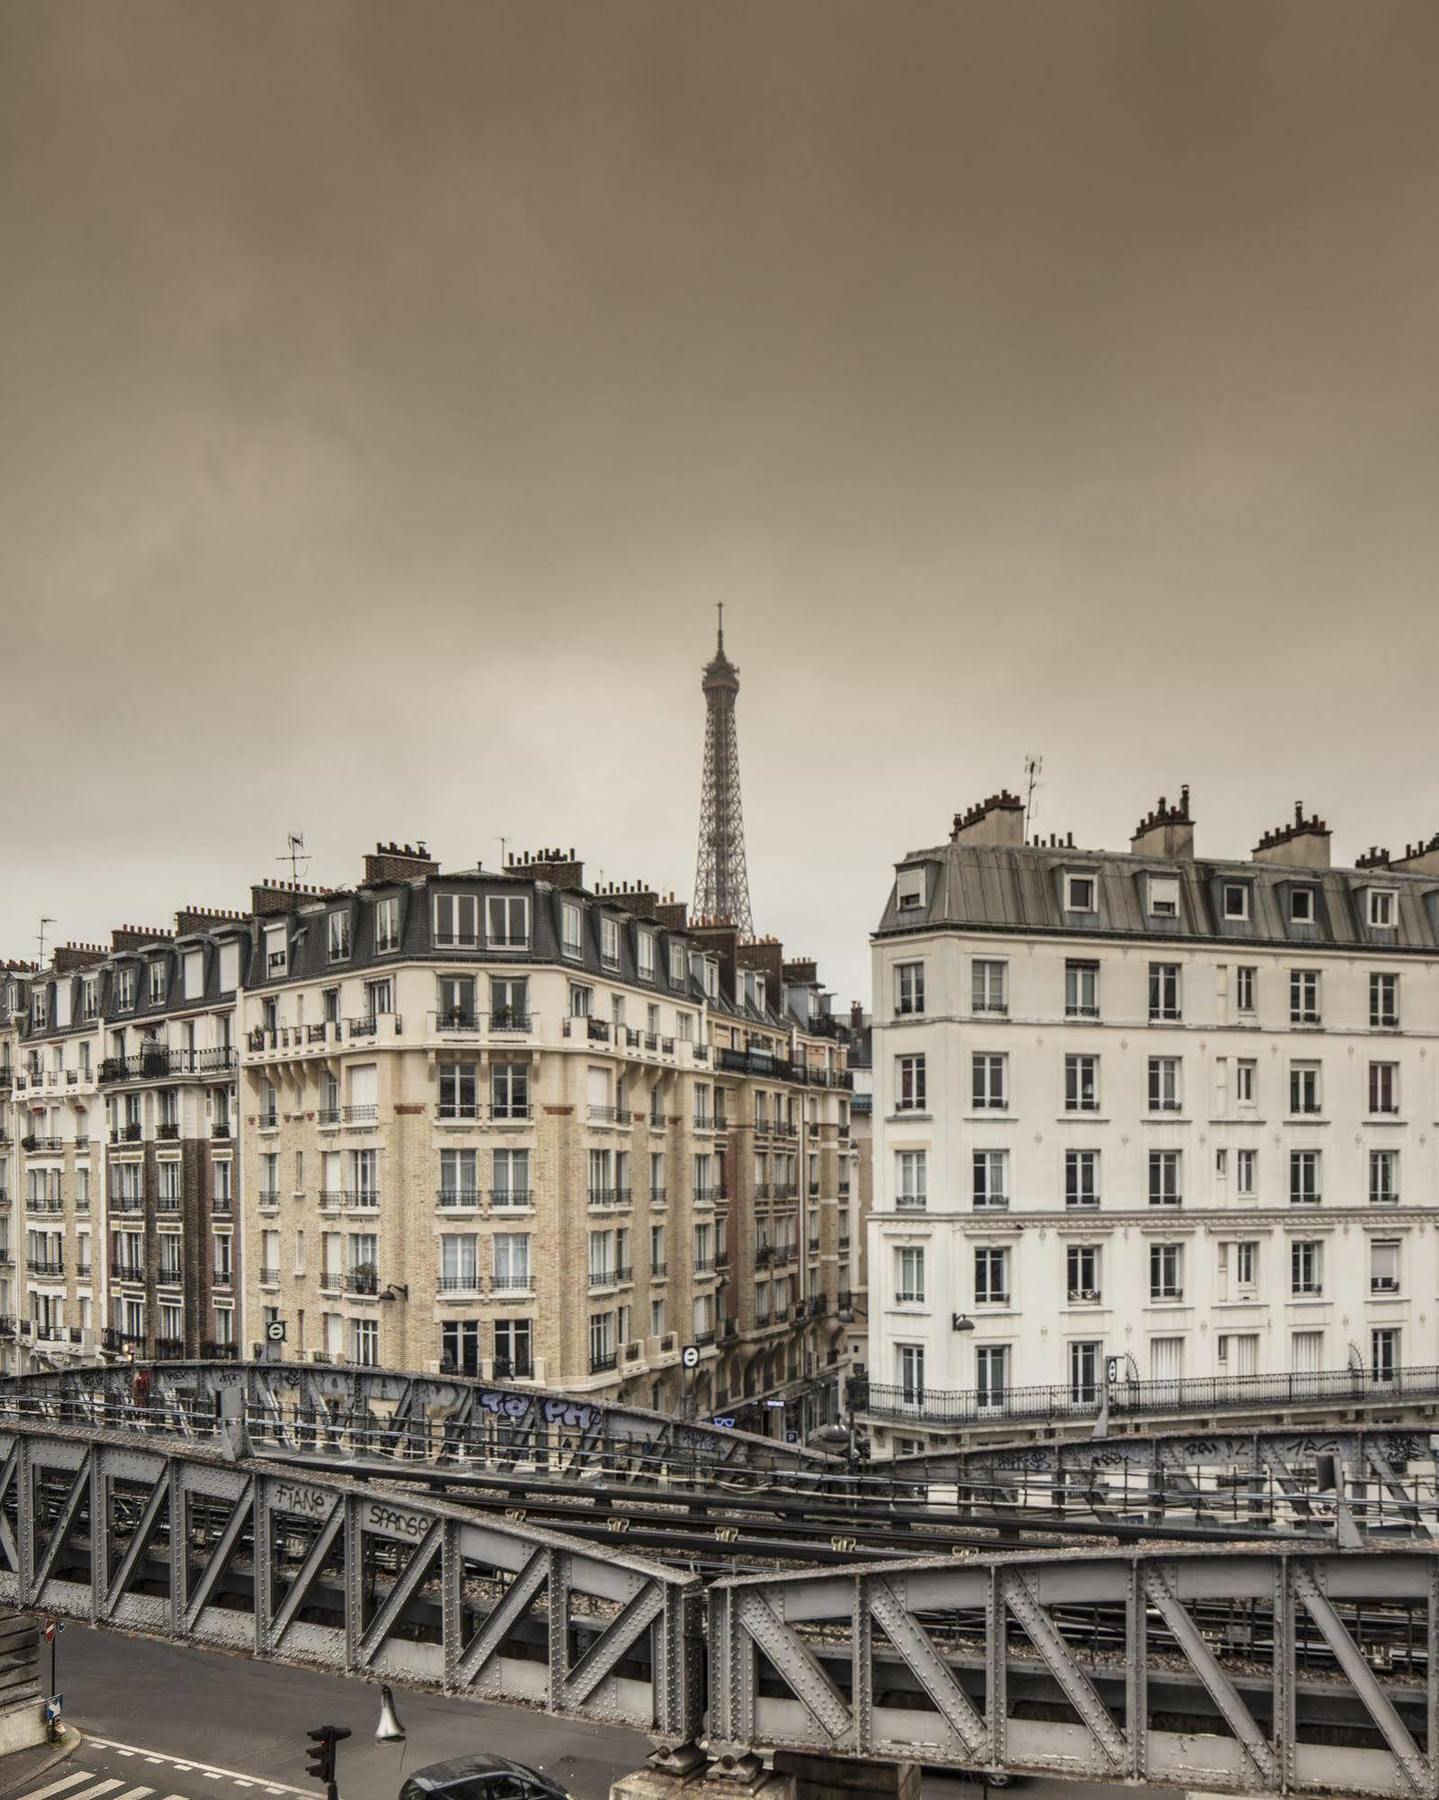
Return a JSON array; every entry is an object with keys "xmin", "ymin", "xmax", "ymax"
[
  {"xmin": 1253, "ymin": 802, "xmax": 1332, "ymax": 870},
  {"xmin": 782, "ymin": 957, "xmax": 818, "ymax": 987},
  {"xmin": 110, "ymin": 925, "xmax": 173, "ymax": 953},
  {"xmin": 52, "ymin": 944, "xmax": 107, "ymax": 974},
  {"xmin": 850, "ymin": 999, "xmax": 864, "ymax": 1031},
  {"xmin": 655, "ymin": 895, "xmax": 688, "ymax": 931},
  {"xmin": 1354, "ymin": 847, "xmax": 1391, "ymax": 872},
  {"xmin": 951, "ymin": 790, "xmax": 1026, "ymax": 847},
  {"xmin": 363, "ymin": 841, "xmax": 439, "ymax": 885},
  {"xmin": 738, "ymin": 938, "xmax": 785, "ymax": 994},
  {"xmin": 175, "ymin": 905, "xmax": 250, "ymax": 937},
  {"xmin": 1131, "ymin": 786, "xmax": 1194, "ymax": 859},
  {"xmin": 1392, "ymin": 831, "xmax": 1439, "ymax": 876},
  {"xmin": 594, "ymin": 880, "xmax": 661, "ymax": 921},
  {"xmin": 507, "ymin": 846, "xmax": 584, "ymax": 889},
  {"xmin": 688, "ymin": 920, "xmax": 739, "ymax": 995},
  {"xmin": 250, "ymin": 880, "xmax": 333, "ymax": 917}
]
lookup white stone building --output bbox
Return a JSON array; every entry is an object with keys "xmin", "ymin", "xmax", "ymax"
[{"xmin": 862, "ymin": 788, "xmax": 1439, "ymax": 1455}]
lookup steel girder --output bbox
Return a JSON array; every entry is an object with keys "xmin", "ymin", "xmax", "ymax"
[
  {"xmin": 708, "ymin": 1544, "xmax": 1439, "ymax": 1797},
  {"xmin": 0, "ymin": 1418, "xmax": 703, "ymax": 1743},
  {"xmin": 0, "ymin": 1361, "xmax": 833, "ymax": 1485},
  {"xmin": 891, "ymin": 1423, "xmax": 1439, "ymax": 1529}
]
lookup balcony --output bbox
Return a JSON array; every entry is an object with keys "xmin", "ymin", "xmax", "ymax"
[
  {"xmin": 490, "ymin": 1354, "xmax": 534, "ymax": 1381},
  {"xmin": 318, "ymin": 1107, "xmax": 341, "ymax": 1126},
  {"xmin": 589, "ymin": 1350, "xmax": 618, "ymax": 1374},
  {"xmin": 256, "ymin": 1190, "xmax": 280, "ymax": 1211},
  {"xmin": 491, "ymin": 1188, "xmax": 533, "ymax": 1209},
  {"xmin": 110, "ymin": 1125, "xmax": 143, "ymax": 1145},
  {"xmin": 318, "ymin": 1189, "xmax": 347, "ymax": 1209},
  {"xmin": 211, "ymin": 1122, "xmax": 232, "ymax": 1141},
  {"xmin": 155, "ymin": 1193, "xmax": 182, "ymax": 1215},
  {"xmin": 491, "ymin": 1103, "xmax": 532, "ymax": 1123},
  {"xmin": 346, "ymin": 1190, "xmax": 381, "ymax": 1211},
  {"xmin": 154, "ymin": 1336, "xmax": 185, "ymax": 1360},
  {"xmin": 24, "ymin": 1195, "xmax": 63, "ymax": 1215},
  {"xmin": 110, "ymin": 1193, "xmax": 144, "ymax": 1215},
  {"xmin": 490, "ymin": 1272, "xmax": 533, "ymax": 1293},
  {"xmin": 650, "ymin": 1261, "xmax": 668, "ymax": 1279},
  {"xmin": 157, "ymin": 1121, "xmax": 180, "ymax": 1142},
  {"xmin": 343, "ymin": 1267, "xmax": 379, "ymax": 1295},
  {"xmin": 342, "ymin": 1104, "xmax": 378, "ymax": 1124},
  {"xmin": 211, "ymin": 1267, "xmax": 233, "ymax": 1289},
  {"xmin": 202, "ymin": 1341, "xmax": 239, "ymax": 1360},
  {"xmin": 438, "ymin": 1274, "xmax": 484, "ymax": 1294},
  {"xmin": 26, "ymin": 1258, "xmax": 64, "ymax": 1278},
  {"xmin": 1068, "ymin": 1287, "xmax": 1102, "ymax": 1305},
  {"xmin": 101, "ymin": 1047, "xmax": 235, "ymax": 1084},
  {"xmin": 694, "ymin": 1256, "xmax": 716, "ymax": 1274},
  {"xmin": 436, "ymin": 1103, "xmax": 480, "ymax": 1123},
  {"xmin": 437, "ymin": 1187, "xmax": 481, "ymax": 1210},
  {"xmin": 258, "ymin": 1266, "xmax": 281, "ymax": 1286},
  {"xmin": 23, "ymin": 1136, "xmax": 65, "ymax": 1154}
]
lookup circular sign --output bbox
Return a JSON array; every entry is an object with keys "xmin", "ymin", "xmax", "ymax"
[
  {"xmin": 266, "ymin": 1321, "xmax": 287, "ymax": 1343},
  {"xmin": 680, "ymin": 1344, "xmax": 700, "ymax": 1369}
]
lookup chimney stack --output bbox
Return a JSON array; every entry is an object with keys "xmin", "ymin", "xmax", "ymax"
[
  {"xmin": 951, "ymin": 790, "xmax": 1026, "ymax": 848},
  {"xmin": 655, "ymin": 895, "xmax": 688, "ymax": 931},
  {"xmin": 250, "ymin": 880, "xmax": 333, "ymax": 917},
  {"xmin": 507, "ymin": 847, "xmax": 584, "ymax": 889},
  {"xmin": 110, "ymin": 925, "xmax": 173, "ymax": 952},
  {"xmin": 1253, "ymin": 802, "xmax": 1332, "ymax": 870},
  {"xmin": 175, "ymin": 905, "xmax": 249, "ymax": 937},
  {"xmin": 1392, "ymin": 831, "xmax": 1439, "ymax": 876},
  {"xmin": 52, "ymin": 944, "xmax": 107, "ymax": 974},
  {"xmin": 364, "ymin": 841, "xmax": 439, "ymax": 884},
  {"xmin": 1131, "ymin": 786, "xmax": 1194, "ymax": 858}
]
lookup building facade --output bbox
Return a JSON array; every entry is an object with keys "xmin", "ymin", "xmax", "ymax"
[{"xmin": 863, "ymin": 789, "xmax": 1439, "ymax": 1454}]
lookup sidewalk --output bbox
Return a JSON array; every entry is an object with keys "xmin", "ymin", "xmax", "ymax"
[{"xmin": 0, "ymin": 1724, "xmax": 82, "ymax": 1798}]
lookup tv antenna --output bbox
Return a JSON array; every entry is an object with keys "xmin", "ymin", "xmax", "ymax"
[
  {"xmin": 36, "ymin": 917, "xmax": 55, "ymax": 968},
  {"xmin": 1023, "ymin": 754, "xmax": 1044, "ymax": 840},
  {"xmin": 277, "ymin": 832, "xmax": 310, "ymax": 885}
]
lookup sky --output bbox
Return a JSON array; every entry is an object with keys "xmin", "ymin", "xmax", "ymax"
[{"xmin": 2, "ymin": 1, "xmax": 1438, "ymax": 1005}]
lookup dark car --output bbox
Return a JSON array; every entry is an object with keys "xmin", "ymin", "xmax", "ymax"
[{"xmin": 400, "ymin": 1755, "xmax": 569, "ymax": 1800}]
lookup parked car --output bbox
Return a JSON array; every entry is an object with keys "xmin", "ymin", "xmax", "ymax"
[{"xmin": 400, "ymin": 1756, "xmax": 569, "ymax": 1800}]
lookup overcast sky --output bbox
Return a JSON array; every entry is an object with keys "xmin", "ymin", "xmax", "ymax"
[{"xmin": 3, "ymin": 2, "xmax": 1437, "ymax": 1004}]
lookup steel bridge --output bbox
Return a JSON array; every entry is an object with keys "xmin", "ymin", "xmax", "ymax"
[{"xmin": 5, "ymin": 1363, "xmax": 1439, "ymax": 1799}]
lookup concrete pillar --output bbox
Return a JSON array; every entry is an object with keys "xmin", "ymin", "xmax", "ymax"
[
  {"xmin": 773, "ymin": 1753, "xmax": 922, "ymax": 1800},
  {"xmin": 610, "ymin": 1768, "xmax": 794, "ymax": 1800}
]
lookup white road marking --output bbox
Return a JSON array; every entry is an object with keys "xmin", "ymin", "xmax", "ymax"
[
  {"xmin": 64, "ymin": 1782, "xmax": 124, "ymax": 1800},
  {"xmin": 114, "ymin": 1787, "xmax": 155, "ymax": 1800},
  {"xmin": 15, "ymin": 1774, "xmax": 96, "ymax": 1800},
  {"xmin": 86, "ymin": 1744, "xmax": 310, "ymax": 1800}
]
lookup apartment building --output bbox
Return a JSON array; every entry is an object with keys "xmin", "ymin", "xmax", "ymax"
[
  {"xmin": 864, "ymin": 788, "xmax": 1439, "ymax": 1454},
  {"xmin": 231, "ymin": 841, "xmax": 855, "ymax": 1434}
]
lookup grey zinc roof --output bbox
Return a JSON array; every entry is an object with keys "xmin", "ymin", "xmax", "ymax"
[{"xmin": 876, "ymin": 842, "xmax": 1439, "ymax": 954}]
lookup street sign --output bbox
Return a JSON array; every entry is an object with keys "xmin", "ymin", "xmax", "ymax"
[
  {"xmin": 44, "ymin": 1695, "xmax": 61, "ymax": 1724},
  {"xmin": 763, "ymin": 1398, "xmax": 784, "ymax": 1409},
  {"xmin": 785, "ymin": 1429, "xmax": 799, "ymax": 1444},
  {"xmin": 712, "ymin": 1415, "xmax": 736, "ymax": 1429},
  {"xmin": 266, "ymin": 1321, "xmax": 287, "ymax": 1344},
  {"xmin": 1105, "ymin": 1356, "xmax": 1120, "ymax": 1385},
  {"xmin": 42, "ymin": 1620, "xmax": 55, "ymax": 1643},
  {"xmin": 680, "ymin": 1344, "xmax": 700, "ymax": 1369}
]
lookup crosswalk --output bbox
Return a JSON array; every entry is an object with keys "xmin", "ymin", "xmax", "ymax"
[{"xmin": 14, "ymin": 1758, "xmax": 305, "ymax": 1800}]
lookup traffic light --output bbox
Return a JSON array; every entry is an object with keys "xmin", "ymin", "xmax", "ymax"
[{"xmin": 305, "ymin": 1725, "xmax": 351, "ymax": 1796}]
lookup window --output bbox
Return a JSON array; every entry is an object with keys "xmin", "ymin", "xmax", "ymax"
[
  {"xmin": 1370, "ymin": 972, "xmax": 1399, "ymax": 1028},
  {"xmin": 493, "ymin": 1148, "xmax": 531, "ymax": 1207},
  {"xmin": 601, "ymin": 916, "xmax": 621, "ymax": 969},
  {"xmin": 1368, "ymin": 888, "xmax": 1397, "ymax": 929},
  {"xmin": 1370, "ymin": 1239, "xmax": 1400, "ymax": 1295},
  {"xmin": 1370, "ymin": 1148, "xmax": 1398, "ymax": 1205},
  {"xmin": 1236, "ymin": 1148, "xmax": 1257, "ymax": 1196},
  {"xmin": 637, "ymin": 931, "xmax": 655, "ymax": 981},
  {"xmin": 589, "ymin": 1311, "xmax": 616, "ymax": 1370},
  {"xmin": 1291, "ymin": 1239, "xmax": 1322, "ymax": 1296},
  {"xmin": 972, "ymin": 1053, "xmax": 1007, "ymax": 1110},
  {"xmin": 148, "ymin": 961, "xmax": 167, "ymax": 1004},
  {"xmin": 81, "ymin": 977, "xmax": 98, "ymax": 1020},
  {"xmin": 972, "ymin": 960, "xmax": 1006, "ymax": 1015},
  {"xmin": 374, "ymin": 895, "xmax": 400, "ymax": 953},
  {"xmin": 1147, "ymin": 874, "xmax": 1179, "ymax": 917},
  {"xmin": 490, "ymin": 976, "xmax": 528, "ymax": 1029},
  {"xmin": 1069, "ymin": 1340, "xmax": 1101, "ymax": 1403},
  {"xmin": 491, "ymin": 1063, "xmax": 530, "ymax": 1120},
  {"xmin": 974, "ymin": 1246, "xmax": 1009, "ymax": 1305},
  {"xmin": 895, "ymin": 1246, "xmax": 925, "ymax": 1304},
  {"xmin": 976, "ymin": 1344, "xmax": 1009, "ymax": 1408},
  {"xmin": 1217, "ymin": 1332, "xmax": 1258, "ymax": 1376},
  {"xmin": 1222, "ymin": 883, "xmax": 1250, "ymax": 921},
  {"xmin": 486, "ymin": 894, "xmax": 530, "ymax": 950},
  {"xmin": 493, "ymin": 1233, "xmax": 531, "ymax": 1291},
  {"xmin": 1149, "ymin": 1243, "xmax": 1183, "ymax": 1300},
  {"xmin": 494, "ymin": 1317, "xmax": 533, "ymax": 1378},
  {"xmin": 1289, "ymin": 1149, "xmax": 1321, "ymax": 1205},
  {"xmin": 1064, "ymin": 960, "xmax": 1098, "ymax": 1018},
  {"xmin": 896, "ymin": 1151, "xmax": 928, "ymax": 1211},
  {"xmin": 1148, "ymin": 962, "xmax": 1181, "ymax": 1021},
  {"xmin": 1065, "ymin": 1149, "xmax": 1099, "ymax": 1208},
  {"xmin": 1289, "ymin": 969, "xmax": 1321, "ymax": 1025},
  {"xmin": 1291, "ymin": 1329, "xmax": 1324, "ymax": 1374},
  {"xmin": 1235, "ymin": 1058, "xmax": 1257, "ymax": 1105},
  {"xmin": 1368, "ymin": 1061, "xmax": 1399, "ymax": 1115},
  {"xmin": 115, "ymin": 967, "xmax": 136, "ymax": 1010},
  {"xmin": 438, "ymin": 1062, "xmax": 477, "ymax": 1121},
  {"xmin": 1147, "ymin": 1057, "xmax": 1181, "ymax": 1112},
  {"xmin": 323, "ymin": 987, "xmax": 340, "ymax": 1024},
  {"xmin": 1232, "ymin": 1240, "xmax": 1258, "ymax": 1294},
  {"xmin": 1372, "ymin": 1327, "xmax": 1399, "ymax": 1380},
  {"xmin": 1067, "ymin": 1244, "xmax": 1100, "ymax": 1303},
  {"xmin": 327, "ymin": 910, "xmax": 351, "ymax": 962},
  {"xmin": 561, "ymin": 903, "xmax": 584, "ymax": 960},
  {"xmin": 1064, "ymin": 1054, "xmax": 1099, "ymax": 1113},
  {"xmin": 434, "ymin": 893, "xmax": 479, "ymax": 948},
  {"xmin": 1149, "ymin": 1149, "xmax": 1182, "ymax": 1207},
  {"xmin": 972, "ymin": 1149, "xmax": 1008, "ymax": 1210},
  {"xmin": 895, "ymin": 868, "xmax": 926, "ymax": 912},
  {"xmin": 1235, "ymin": 965, "xmax": 1256, "ymax": 1013},
  {"xmin": 895, "ymin": 962, "xmax": 925, "ymax": 1015},
  {"xmin": 896, "ymin": 1343, "xmax": 925, "ymax": 1405},
  {"xmin": 1289, "ymin": 887, "xmax": 1315, "ymax": 925},
  {"xmin": 668, "ymin": 943, "xmax": 687, "ymax": 986},
  {"xmin": 1289, "ymin": 1062, "xmax": 1321, "ymax": 1115},
  {"xmin": 1064, "ymin": 872, "xmax": 1096, "ymax": 912},
  {"xmin": 351, "ymin": 1318, "xmax": 379, "ymax": 1367},
  {"xmin": 896, "ymin": 1056, "xmax": 926, "ymax": 1112},
  {"xmin": 438, "ymin": 1148, "xmax": 478, "ymax": 1205}
]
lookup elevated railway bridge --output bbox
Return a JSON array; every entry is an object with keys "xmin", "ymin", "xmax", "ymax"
[{"xmin": 3, "ymin": 1361, "xmax": 1439, "ymax": 1800}]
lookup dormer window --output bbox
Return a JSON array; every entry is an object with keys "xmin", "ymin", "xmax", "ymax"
[
  {"xmin": 80, "ymin": 978, "xmax": 98, "ymax": 1020},
  {"xmin": 1289, "ymin": 887, "xmax": 1315, "ymax": 925},
  {"xmin": 486, "ymin": 894, "xmax": 529, "ymax": 951},
  {"xmin": 1368, "ymin": 888, "xmax": 1397, "ymax": 929},
  {"xmin": 115, "ymin": 967, "xmax": 136, "ymax": 1010},
  {"xmin": 637, "ymin": 930, "xmax": 655, "ymax": 981},
  {"xmin": 601, "ymin": 917, "xmax": 621, "ymax": 969},
  {"xmin": 669, "ymin": 943, "xmax": 687, "ymax": 986},
  {"xmin": 896, "ymin": 868, "xmax": 927, "ymax": 912},
  {"xmin": 704, "ymin": 960, "xmax": 719, "ymax": 1002},
  {"xmin": 1222, "ymin": 882, "xmax": 1250, "ymax": 921},
  {"xmin": 263, "ymin": 925, "xmax": 287, "ymax": 979},
  {"xmin": 327, "ymin": 910, "xmax": 352, "ymax": 962},
  {"xmin": 433, "ymin": 892, "xmax": 479, "ymax": 949},
  {"xmin": 1147, "ymin": 874, "xmax": 1180, "ymax": 917},
  {"xmin": 148, "ymin": 962, "xmax": 167, "ymax": 1005},
  {"xmin": 30, "ymin": 990, "xmax": 48, "ymax": 1029},
  {"xmin": 1064, "ymin": 873, "xmax": 1097, "ymax": 913},
  {"xmin": 561, "ymin": 901, "xmax": 584, "ymax": 960},
  {"xmin": 374, "ymin": 895, "xmax": 400, "ymax": 954}
]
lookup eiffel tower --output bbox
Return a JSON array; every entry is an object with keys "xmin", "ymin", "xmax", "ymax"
[{"xmin": 692, "ymin": 606, "xmax": 755, "ymax": 934}]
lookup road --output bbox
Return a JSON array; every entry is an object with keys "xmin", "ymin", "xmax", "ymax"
[{"xmin": 33, "ymin": 1625, "xmax": 653, "ymax": 1800}]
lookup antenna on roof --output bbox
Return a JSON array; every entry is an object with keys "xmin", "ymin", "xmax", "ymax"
[
  {"xmin": 277, "ymin": 832, "xmax": 310, "ymax": 885},
  {"xmin": 36, "ymin": 917, "xmax": 55, "ymax": 967},
  {"xmin": 1022, "ymin": 754, "xmax": 1044, "ymax": 838}
]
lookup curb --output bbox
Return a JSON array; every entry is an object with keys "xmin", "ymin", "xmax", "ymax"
[{"xmin": 0, "ymin": 1723, "xmax": 84, "ymax": 1797}]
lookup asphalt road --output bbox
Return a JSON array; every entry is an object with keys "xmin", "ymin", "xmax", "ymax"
[{"xmin": 49, "ymin": 1625, "xmax": 653, "ymax": 1800}]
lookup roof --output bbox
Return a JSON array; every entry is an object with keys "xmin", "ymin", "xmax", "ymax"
[{"xmin": 876, "ymin": 841, "xmax": 1439, "ymax": 954}]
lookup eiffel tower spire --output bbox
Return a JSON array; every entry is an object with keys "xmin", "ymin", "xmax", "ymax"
[{"xmin": 692, "ymin": 604, "xmax": 755, "ymax": 934}]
